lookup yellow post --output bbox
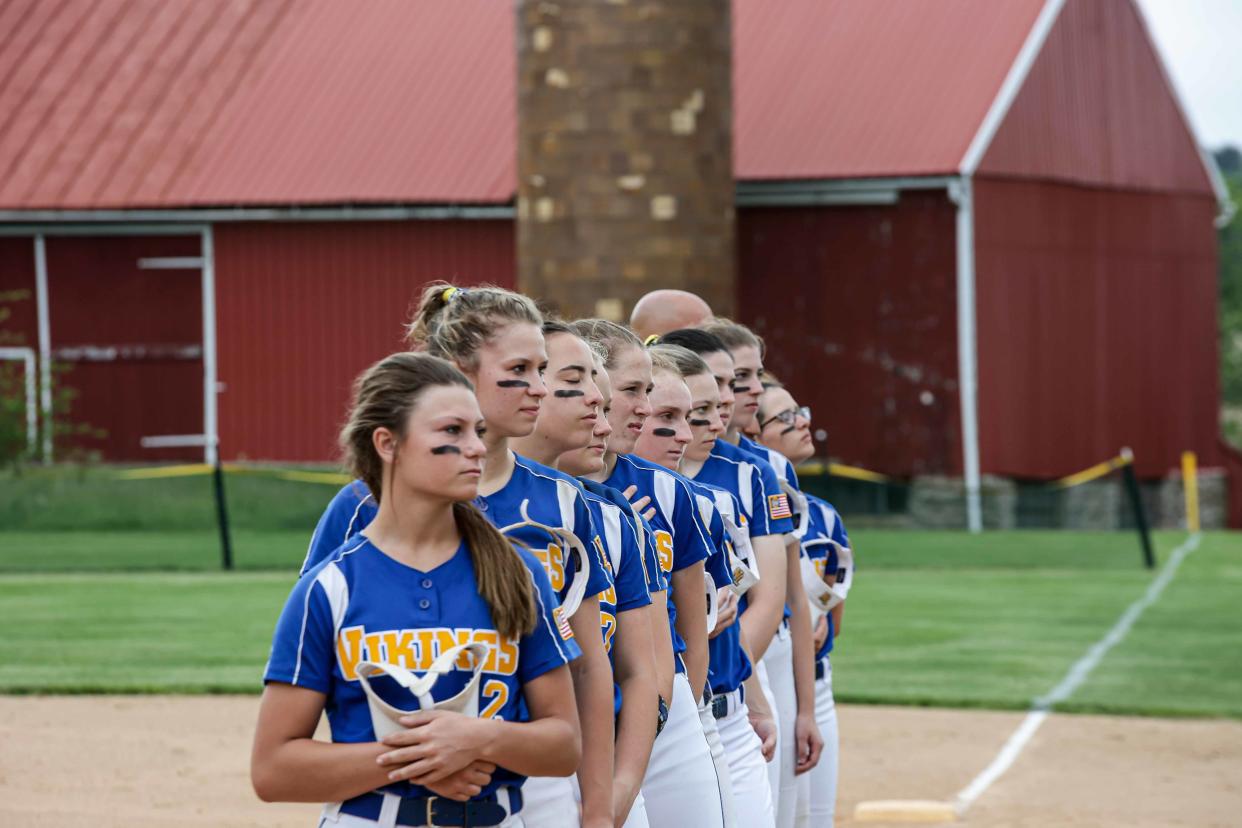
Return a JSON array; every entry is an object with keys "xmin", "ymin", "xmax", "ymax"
[{"xmin": 1181, "ymin": 451, "xmax": 1200, "ymax": 533}]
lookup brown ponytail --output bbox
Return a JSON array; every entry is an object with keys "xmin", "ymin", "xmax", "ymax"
[
  {"xmin": 340, "ymin": 351, "xmax": 535, "ymax": 640},
  {"xmin": 453, "ymin": 502, "xmax": 538, "ymax": 640}
]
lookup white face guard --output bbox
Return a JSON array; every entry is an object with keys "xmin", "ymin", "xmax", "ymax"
[
  {"xmin": 355, "ymin": 642, "xmax": 490, "ymax": 739},
  {"xmin": 700, "ymin": 489, "xmax": 761, "ymax": 597},
  {"xmin": 780, "ymin": 479, "xmax": 810, "ymax": 540},
  {"xmin": 693, "ymin": 494, "xmax": 724, "ymax": 629},
  {"xmin": 800, "ymin": 538, "xmax": 852, "ymax": 621},
  {"xmin": 497, "ymin": 496, "xmax": 592, "ymax": 618},
  {"xmin": 722, "ymin": 514, "xmax": 760, "ymax": 596}
]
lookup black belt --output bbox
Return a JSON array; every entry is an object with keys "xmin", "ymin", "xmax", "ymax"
[
  {"xmin": 710, "ymin": 686, "xmax": 744, "ymax": 720},
  {"xmin": 339, "ymin": 788, "xmax": 521, "ymax": 827},
  {"xmin": 815, "ymin": 659, "xmax": 827, "ymax": 681}
]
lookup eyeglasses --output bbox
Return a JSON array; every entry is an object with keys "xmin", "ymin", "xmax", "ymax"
[{"xmin": 760, "ymin": 406, "xmax": 810, "ymax": 429}]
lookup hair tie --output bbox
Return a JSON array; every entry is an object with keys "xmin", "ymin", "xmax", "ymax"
[
  {"xmin": 644, "ymin": 334, "xmax": 661, "ymax": 346},
  {"xmin": 441, "ymin": 286, "xmax": 467, "ymax": 303}
]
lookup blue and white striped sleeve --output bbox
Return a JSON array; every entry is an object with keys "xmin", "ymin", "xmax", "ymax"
[
  {"xmin": 670, "ymin": 477, "xmax": 713, "ymax": 571},
  {"xmin": 263, "ymin": 568, "xmax": 335, "ymax": 693},
  {"xmin": 572, "ymin": 487, "xmax": 615, "ymax": 599}
]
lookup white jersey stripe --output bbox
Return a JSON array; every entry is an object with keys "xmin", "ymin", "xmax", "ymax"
[
  {"xmin": 653, "ymin": 471, "xmax": 676, "ymax": 525},
  {"xmin": 293, "ymin": 538, "xmax": 367, "ymax": 686},
  {"xmin": 600, "ymin": 502, "xmax": 624, "ymax": 573}
]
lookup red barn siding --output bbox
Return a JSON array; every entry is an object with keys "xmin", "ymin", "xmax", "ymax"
[
  {"xmin": 0, "ymin": 238, "xmax": 38, "ymax": 347},
  {"xmin": 214, "ymin": 220, "xmax": 515, "ymax": 462},
  {"xmin": 45, "ymin": 235, "xmax": 202, "ymax": 461},
  {"xmin": 737, "ymin": 192, "xmax": 960, "ymax": 477},
  {"xmin": 980, "ymin": 0, "xmax": 1214, "ymax": 196},
  {"xmin": 2, "ymin": 235, "xmax": 204, "ymax": 461},
  {"xmin": 973, "ymin": 178, "xmax": 1219, "ymax": 480}
]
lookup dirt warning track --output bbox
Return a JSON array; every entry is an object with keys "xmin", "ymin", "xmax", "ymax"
[{"xmin": 1, "ymin": 697, "xmax": 1237, "ymax": 827}]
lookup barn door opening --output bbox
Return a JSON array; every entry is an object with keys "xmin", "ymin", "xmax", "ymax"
[{"xmin": 42, "ymin": 233, "xmax": 206, "ymax": 463}]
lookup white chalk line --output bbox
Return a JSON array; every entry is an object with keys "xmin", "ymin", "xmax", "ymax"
[{"xmin": 952, "ymin": 533, "xmax": 1202, "ymax": 815}]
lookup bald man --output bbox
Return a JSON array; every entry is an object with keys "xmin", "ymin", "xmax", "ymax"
[{"xmin": 630, "ymin": 289, "xmax": 713, "ymax": 339}]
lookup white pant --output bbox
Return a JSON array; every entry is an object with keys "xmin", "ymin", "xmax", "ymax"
[
  {"xmin": 522, "ymin": 775, "xmax": 578, "ymax": 828},
  {"xmin": 698, "ymin": 698, "xmax": 739, "ymax": 827},
  {"xmin": 641, "ymin": 674, "xmax": 727, "ymax": 828},
  {"xmin": 717, "ymin": 699, "xmax": 776, "ymax": 828},
  {"xmin": 760, "ymin": 624, "xmax": 797, "ymax": 828},
  {"xmin": 796, "ymin": 658, "xmax": 838, "ymax": 828}
]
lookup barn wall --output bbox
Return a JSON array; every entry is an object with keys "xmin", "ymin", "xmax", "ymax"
[
  {"xmin": 973, "ymin": 178, "xmax": 1220, "ymax": 480},
  {"xmin": 0, "ymin": 238, "xmax": 37, "ymax": 347},
  {"xmin": 736, "ymin": 191, "xmax": 961, "ymax": 477},
  {"xmin": 1, "ymin": 235, "xmax": 203, "ymax": 462},
  {"xmin": 214, "ymin": 219, "xmax": 516, "ymax": 462},
  {"xmin": 0, "ymin": 237, "xmax": 39, "ymax": 454}
]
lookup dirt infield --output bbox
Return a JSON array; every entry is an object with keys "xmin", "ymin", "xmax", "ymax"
[{"xmin": 1, "ymin": 697, "xmax": 1238, "ymax": 827}]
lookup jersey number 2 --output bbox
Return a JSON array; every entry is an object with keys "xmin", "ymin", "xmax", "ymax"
[{"xmin": 480, "ymin": 679, "xmax": 509, "ymax": 719}]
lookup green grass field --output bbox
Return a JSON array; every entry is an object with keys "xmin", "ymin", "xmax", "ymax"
[
  {"xmin": 832, "ymin": 531, "xmax": 1242, "ymax": 718},
  {"xmin": 1, "ymin": 467, "xmax": 1239, "ymax": 718}
]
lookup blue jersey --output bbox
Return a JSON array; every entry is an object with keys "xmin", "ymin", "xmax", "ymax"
[
  {"xmin": 580, "ymin": 480, "xmax": 654, "ymax": 715},
  {"xmin": 604, "ymin": 453, "xmax": 714, "ymax": 669},
  {"xmin": 738, "ymin": 435, "xmax": 801, "ymax": 492},
  {"xmin": 692, "ymin": 441, "xmax": 794, "ymax": 621},
  {"xmin": 803, "ymin": 495, "xmax": 850, "ymax": 660},
  {"xmin": 684, "ymin": 479, "xmax": 736, "ymax": 591},
  {"xmin": 483, "ymin": 455, "xmax": 613, "ymax": 609},
  {"xmin": 701, "ymin": 441, "xmax": 795, "ymax": 539},
  {"xmin": 302, "ymin": 456, "xmax": 613, "ymax": 612},
  {"xmin": 694, "ymin": 442, "xmax": 795, "ymax": 589},
  {"xmin": 265, "ymin": 536, "xmax": 581, "ymax": 801},
  {"xmin": 302, "ymin": 480, "xmax": 377, "ymax": 575},
  {"xmin": 580, "ymin": 478, "xmax": 664, "ymax": 597},
  {"xmin": 690, "ymin": 482, "xmax": 754, "ymax": 695}
]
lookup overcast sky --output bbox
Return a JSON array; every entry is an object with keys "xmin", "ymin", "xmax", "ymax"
[{"xmin": 1136, "ymin": 0, "xmax": 1242, "ymax": 150}]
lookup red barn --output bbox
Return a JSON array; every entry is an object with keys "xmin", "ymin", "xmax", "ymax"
[{"xmin": 0, "ymin": 0, "xmax": 1230, "ymax": 523}]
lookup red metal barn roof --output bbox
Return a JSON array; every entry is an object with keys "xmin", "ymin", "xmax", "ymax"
[
  {"xmin": 0, "ymin": 0, "xmax": 517, "ymax": 209},
  {"xmin": 0, "ymin": 0, "xmax": 1223, "ymax": 206},
  {"xmin": 733, "ymin": 0, "xmax": 1045, "ymax": 181},
  {"xmin": 0, "ymin": 0, "xmax": 1102, "ymax": 210}
]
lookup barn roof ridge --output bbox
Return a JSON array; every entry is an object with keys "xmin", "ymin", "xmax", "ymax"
[{"xmin": 0, "ymin": 0, "xmax": 1227, "ymax": 213}]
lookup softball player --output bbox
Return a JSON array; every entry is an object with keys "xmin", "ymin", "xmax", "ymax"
[
  {"xmin": 754, "ymin": 379, "xmax": 842, "ymax": 827},
  {"xmin": 513, "ymin": 324, "xmax": 660, "ymax": 828},
  {"xmin": 657, "ymin": 325, "xmax": 815, "ymax": 828},
  {"xmin": 654, "ymin": 339, "xmax": 781, "ymax": 827},
  {"xmin": 794, "ymin": 494, "xmax": 849, "ymax": 828},
  {"xmin": 253, "ymin": 352, "xmax": 581, "ymax": 828},
  {"xmin": 304, "ymin": 285, "xmax": 616, "ymax": 828},
  {"xmin": 639, "ymin": 344, "xmax": 756, "ymax": 826},
  {"xmin": 572, "ymin": 322, "xmax": 728, "ymax": 828}
]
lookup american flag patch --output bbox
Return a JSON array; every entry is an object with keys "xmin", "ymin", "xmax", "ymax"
[
  {"xmin": 768, "ymin": 493, "xmax": 792, "ymax": 520},
  {"xmin": 553, "ymin": 606, "xmax": 575, "ymax": 641}
]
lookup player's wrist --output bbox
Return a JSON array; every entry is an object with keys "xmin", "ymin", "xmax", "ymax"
[{"xmin": 471, "ymin": 717, "xmax": 503, "ymax": 764}]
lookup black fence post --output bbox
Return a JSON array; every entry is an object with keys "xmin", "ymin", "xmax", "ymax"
[
  {"xmin": 212, "ymin": 450, "xmax": 234, "ymax": 571},
  {"xmin": 1119, "ymin": 448, "xmax": 1155, "ymax": 570}
]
